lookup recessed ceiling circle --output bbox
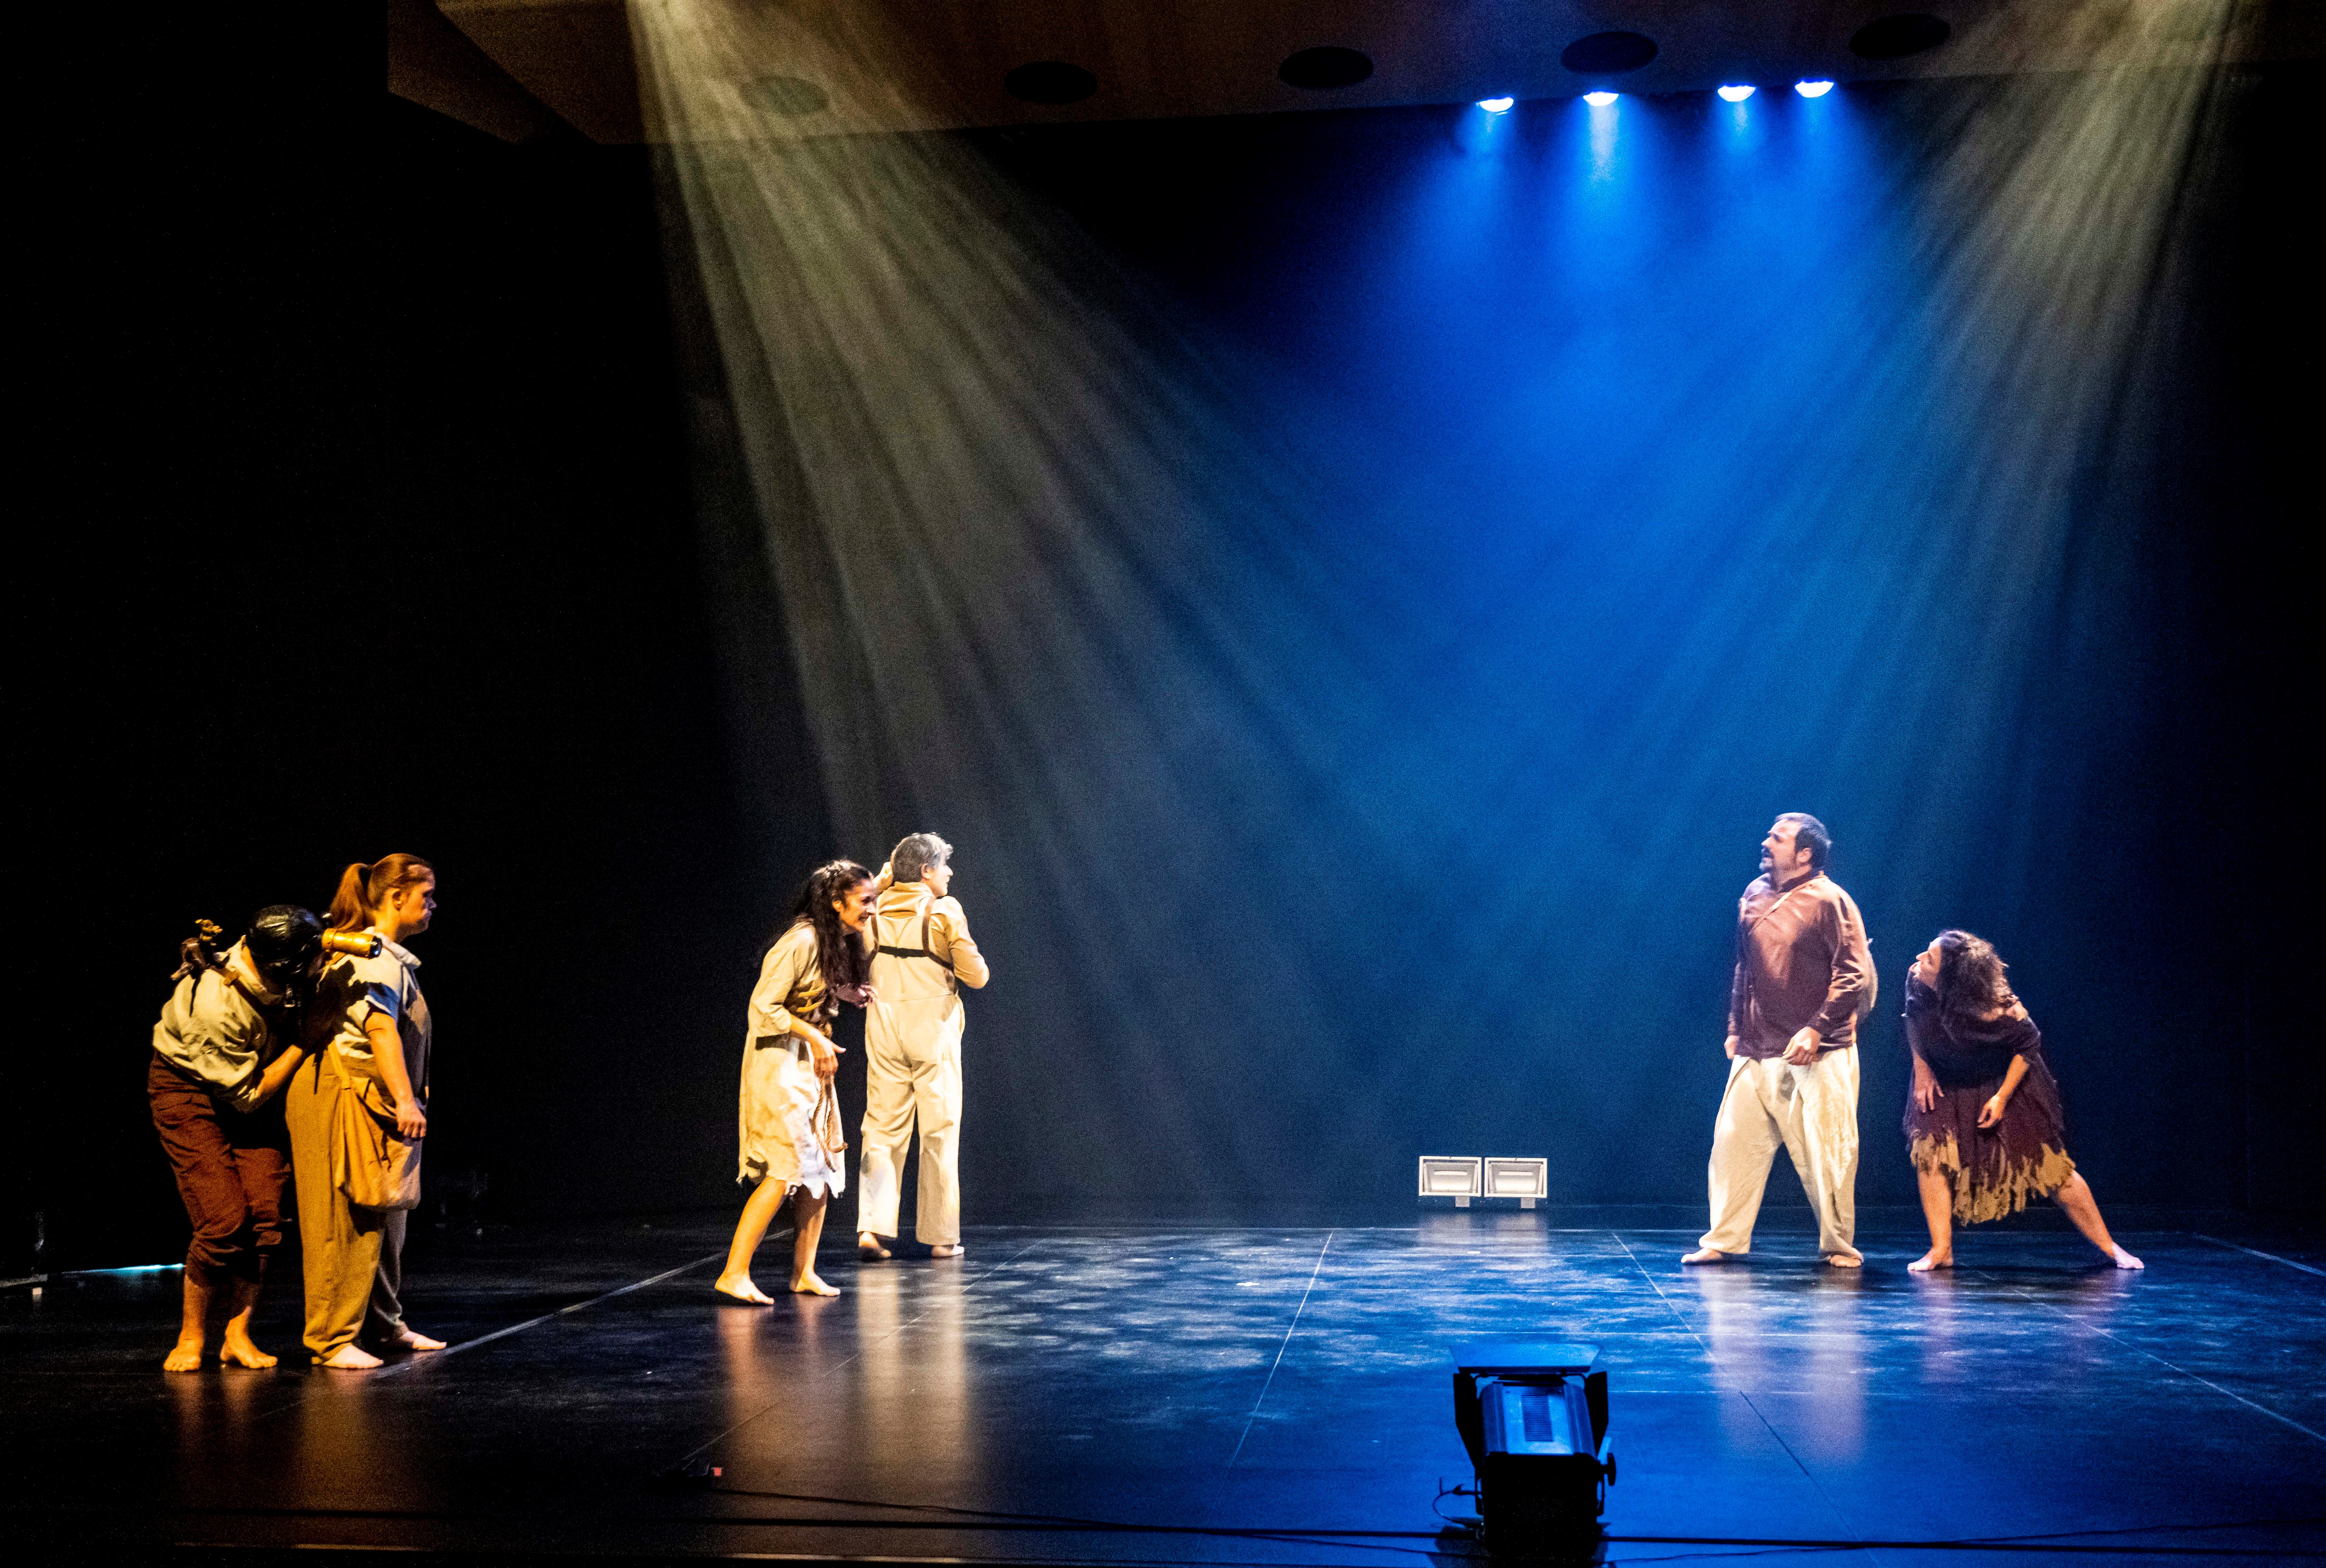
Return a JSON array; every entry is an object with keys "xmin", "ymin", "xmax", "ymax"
[
  {"xmin": 743, "ymin": 76, "xmax": 828, "ymax": 116},
  {"xmin": 1848, "ymin": 14, "xmax": 1953, "ymax": 59},
  {"xmin": 1004, "ymin": 61, "xmax": 1099, "ymax": 105},
  {"xmin": 1560, "ymin": 32, "xmax": 1659, "ymax": 75},
  {"xmin": 1279, "ymin": 46, "xmax": 1375, "ymax": 90}
]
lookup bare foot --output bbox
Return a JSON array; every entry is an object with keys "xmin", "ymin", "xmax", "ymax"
[
  {"xmin": 383, "ymin": 1328, "xmax": 445, "ymax": 1351},
  {"xmin": 1826, "ymin": 1253, "xmax": 1863, "ymax": 1269},
  {"xmin": 1909, "ymin": 1250, "xmax": 1953, "ymax": 1272},
  {"xmin": 857, "ymin": 1233, "xmax": 892, "ymax": 1262},
  {"xmin": 1681, "ymin": 1247, "xmax": 1726, "ymax": 1265},
  {"xmin": 219, "ymin": 1335, "xmax": 278, "ymax": 1369},
  {"xmin": 790, "ymin": 1270, "xmax": 840, "ymax": 1297},
  {"xmin": 163, "ymin": 1338, "xmax": 205, "ymax": 1373},
  {"xmin": 317, "ymin": 1344, "xmax": 383, "ymax": 1370},
  {"xmin": 713, "ymin": 1273, "xmax": 775, "ymax": 1305},
  {"xmin": 930, "ymin": 1243, "xmax": 965, "ymax": 1259},
  {"xmin": 2111, "ymin": 1246, "xmax": 2144, "ymax": 1270}
]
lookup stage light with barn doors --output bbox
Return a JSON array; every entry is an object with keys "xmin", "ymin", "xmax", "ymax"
[
  {"xmin": 1419, "ymin": 1156, "xmax": 1483, "ymax": 1206},
  {"xmin": 1451, "ymin": 1341, "xmax": 1616, "ymax": 1548}
]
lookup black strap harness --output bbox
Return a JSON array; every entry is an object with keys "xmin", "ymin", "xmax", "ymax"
[{"xmin": 875, "ymin": 911, "xmax": 954, "ymax": 972}]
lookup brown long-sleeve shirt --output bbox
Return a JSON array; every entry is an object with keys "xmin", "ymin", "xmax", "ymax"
[{"xmin": 1727, "ymin": 872, "xmax": 1874, "ymax": 1057}]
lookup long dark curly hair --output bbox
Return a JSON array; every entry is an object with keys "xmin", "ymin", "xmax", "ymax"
[
  {"xmin": 1931, "ymin": 929, "xmax": 2018, "ymax": 1039},
  {"xmin": 768, "ymin": 859, "xmax": 873, "ymax": 1000}
]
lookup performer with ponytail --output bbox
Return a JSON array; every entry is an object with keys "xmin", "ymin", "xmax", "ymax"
[
  {"xmin": 285, "ymin": 855, "xmax": 442, "ymax": 1368},
  {"xmin": 716, "ymin": 860, "xmax": 877, "ymax": 1303}
]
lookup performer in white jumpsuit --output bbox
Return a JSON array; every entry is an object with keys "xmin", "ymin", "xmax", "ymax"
[{"xmin": 857, "ymin": 833, "xmax": 990, "ymax": 1260}]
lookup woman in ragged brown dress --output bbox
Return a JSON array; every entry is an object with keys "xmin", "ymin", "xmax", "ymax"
[{"xmin": 1903, "ymin": 930, "xmax": 2141, "ymax": 1273}]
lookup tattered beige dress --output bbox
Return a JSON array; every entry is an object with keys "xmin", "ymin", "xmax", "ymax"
[{"xmin": 737, "ymin": 924, "xmax": 846, "ymax": 1197}]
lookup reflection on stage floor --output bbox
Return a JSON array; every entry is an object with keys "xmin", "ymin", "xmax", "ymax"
[{"xmin": 5, "ymin": 1216, "xmax": 2321, "ymax": 1563}]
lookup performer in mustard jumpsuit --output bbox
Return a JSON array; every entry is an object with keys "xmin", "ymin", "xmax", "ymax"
[{"xmin": 857, "ymin": 834, "xmax": 990, "ymax": 1260}]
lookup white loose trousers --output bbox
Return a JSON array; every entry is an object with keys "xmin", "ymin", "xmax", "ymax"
[{"xmin": 1700, "ymin": 1048, "xmax": 1861, "ymax": 1262}]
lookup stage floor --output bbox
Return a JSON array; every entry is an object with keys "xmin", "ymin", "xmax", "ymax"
[{"xmin": 5, "ymin": 1217, "xmax": 2322, "ymax": 1564}]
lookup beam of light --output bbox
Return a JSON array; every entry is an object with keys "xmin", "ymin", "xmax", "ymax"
[
  {"xmin": 629, "ymin": 0, "xmax": 1412, "ymax": 1200},
  {"xmin": 1477, "ymin": 96, "xmax": 1515, "ymax": 113},
  {"xmin": 630, "ymin": 0, "xmax": 2251, "ymax": 1202},
  {"xmin": 1716, "ymin": 85, "xmax": 1756, "ymax": 102},
  {"xmin": 1794, "ymin": 80, "xmax": 1836, "ymax": 98},
  {"xmin": 1582, "ymin": 91, "xmax": 1619, "ymax": 107}
]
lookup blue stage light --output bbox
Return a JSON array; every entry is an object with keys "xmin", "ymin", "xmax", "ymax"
[
  {"xmin": 1716, "ymin": 84, "xmax": 1755, "ymax": 102},
  {"xmin": 1477, "ymin": 96, "xmax": 1515, "ymax": 113},
  {"xmin": 1582, "ymin": 91, "xmax": 1619, "ymax": 107},
  {"xmin": 1794, "ymin": 79, "xmax": 1836, "ymax": 98}
]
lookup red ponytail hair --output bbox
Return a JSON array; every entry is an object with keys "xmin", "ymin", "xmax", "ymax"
[{"xmin": 326, "ymin": 854, "xmax": 435, "ymax": 933}]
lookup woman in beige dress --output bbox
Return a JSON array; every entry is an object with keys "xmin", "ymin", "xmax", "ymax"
[{"xmin": 715, "ymin": 860, "xmax": 877, "ymax": 1302}]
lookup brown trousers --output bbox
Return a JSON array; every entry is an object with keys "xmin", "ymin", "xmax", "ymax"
[
  {"xmin": 148, "ymin": 1053, "xmax": 291, "ymax": 1286},
  {"xmin": 283, "ymin": 1050, "xmax": 412, "ymax": 1357}
]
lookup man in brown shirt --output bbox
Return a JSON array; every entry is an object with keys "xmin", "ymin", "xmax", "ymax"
[{"xmin": 1684, "ymin": 813, "xmax": 1874, "ymax": 1268}]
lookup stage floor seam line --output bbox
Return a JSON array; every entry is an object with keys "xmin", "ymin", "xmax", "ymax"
[
  {"xmin": 1607, "ymin": 1229, "xmax": 1875, "ymax": 1558},
  {"xmin": 2194, "ymin": 1234, "xmax": 2326, "ymax": 1278},
  {"xmin": 674, "ymin": 1236, "xmax": 1050, "ymax": 1469},
  {"xmin": 372, "ymin": 1249, "xmax": 729, "ymax": 1378},
  {"xmin": 1964, "ymin": 1266, "xmax": 2326, "ymax": 1445},
  {"xmin": 1227, "ymin": 1229, "xmax": 1335, "ymax": 1469},
  {"xmin": 216, "ymin": 1248, "xmax": 739, "ymax": 1426}
]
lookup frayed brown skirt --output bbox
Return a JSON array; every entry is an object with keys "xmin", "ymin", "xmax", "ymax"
[{"xmin": 1904, "ymin": 1055, "xmax": 2076, "ymax": 1226}]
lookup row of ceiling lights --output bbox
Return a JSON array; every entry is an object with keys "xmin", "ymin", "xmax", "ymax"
[{"xmin": 996, "ymin": 15, "xmax": 1953, "ymax": 106}]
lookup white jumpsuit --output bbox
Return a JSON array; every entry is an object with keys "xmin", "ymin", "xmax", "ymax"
[{"xmin": 857, "ymin": 886, "xmax": 989, "ymax": 1244}]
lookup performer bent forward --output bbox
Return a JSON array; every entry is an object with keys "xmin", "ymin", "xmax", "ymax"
[
  {"xmin": 1687, "ymin": 814, "xmax": 1874, "ymax": 1268},
  {"xmin": 717, "ymin": 860, "xmax": 876, "ymax": 1302},
  {"xmin": 856, "ymin": 833, "xmax": 990, "ymax": 1262},
  {"xmin": 148, "ymin": 906, "xmax": 323, "ymax": 1370},
  {"xmin": 1903, "ymin": 930, "xmax": 2141, "ymax": 1271}
]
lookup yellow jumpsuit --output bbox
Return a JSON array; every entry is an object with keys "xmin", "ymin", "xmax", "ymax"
[{"xmin": 858, "ymin": 885, "xmax": 989, "ymax": 1245}]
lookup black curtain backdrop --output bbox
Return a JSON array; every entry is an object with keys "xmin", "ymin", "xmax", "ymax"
[{"xmin": 21, "ymin": 33, "xmax": 2319, "ymax": 1269}]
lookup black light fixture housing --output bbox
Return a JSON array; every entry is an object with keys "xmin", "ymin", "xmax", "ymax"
[{"xmin": 1452, "ymin": 1341, "xmax": 1616, "ymax": 1546}]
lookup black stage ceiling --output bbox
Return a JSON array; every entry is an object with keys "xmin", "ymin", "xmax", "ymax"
[{"xmin": 5, "ymin": 1217, "xmax": 2322, "ymax": 1564}]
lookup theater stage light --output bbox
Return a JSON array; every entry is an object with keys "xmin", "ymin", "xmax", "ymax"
[
  {"xmin": 1477, "ymin": 96, "xmax": 1515, "ymax": 113},
  {"xmin": 1419, "ymin": 1156, "xmax": 1484, "ymax": 1206},
  {"xmin": 1453, "ymin": 1341, "xmax": 1616, "ymax": 1547},
  {"xmin": 1582, "ymin": 91, "xmax": 1619, "ymax": 107},
  {"xmin": 1716, "ymin": 84, "xmax": 1756, "ymax": 102},
  {"xmin": 1795, "ymin": 79, "xmax": 1836, "ymax": 97},
  {"xmin": 1483, "ymin": 1157, "xmax": 1548, "ymax": 1208}
]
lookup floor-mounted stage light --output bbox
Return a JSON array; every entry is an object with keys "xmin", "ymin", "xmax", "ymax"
[
  {"xmin": 1794, "ymin": 79, "xmax": 1836, "ymax": 97},
  {"xmin": 1419, "ymin": 1156, "xmax": 1483, "ymax": 1206},
  {"xmin": 1452, "ymin": 1341, "xmax": 1615, "ymax": 1547},
  {"xmin": 1483, "ymin": 1157, "xmax": 1548, "ymax": 1209},
  {"xmin": 1477, "ymin": 96, "xmax": 1516, "ymax": 113},
  {"xmin": 1716, "ymin": 84, "xmax": 1756, "ymax": 102},
  {"xmin": 1582, "ymin": 91, "xmax": 1619, "ymax": 107}
]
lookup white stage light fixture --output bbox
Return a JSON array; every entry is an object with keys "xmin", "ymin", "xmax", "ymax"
[
  {"xmin": 1477, "ymin": 96, "xmax": 1516, "ymax": 113},
  {"xmin": 1483, "ymin": 1157, "xmax": 1549, "ymax": 1208},
  {"xmin": 1419, "ymin": 1156, "xmax": 1484, "ymax": 1206},
  {"xmin": 1794, "ymin": 80, "xmax": 1836, "ymax": 97},
  {"xmin": 1453, "ymin": 1341, "xmax": 1615, "ymax": 1547},
  {"xmin": 1716, "ymin": 84, "xmax": 1756, "ymax": 102},
  {"xmin": 1582, "ymin": 91, "xmax": 1619, "ymax": 107}
]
